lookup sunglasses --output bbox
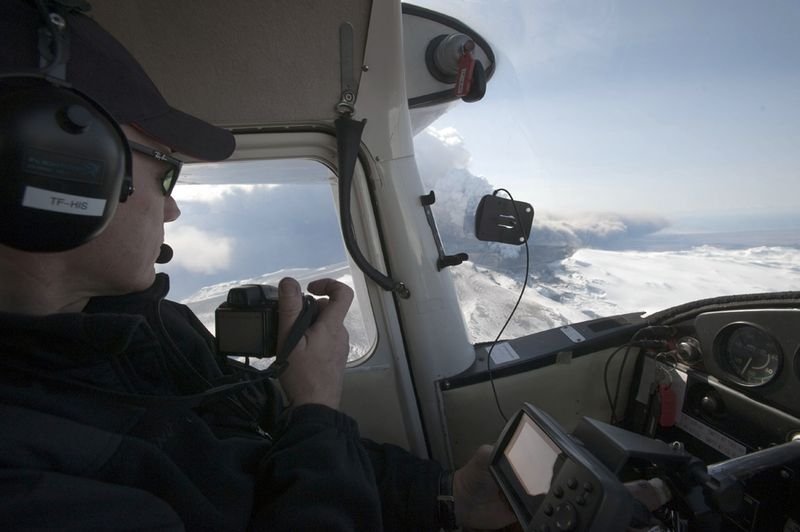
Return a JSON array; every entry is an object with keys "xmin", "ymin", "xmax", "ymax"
[{"xmin": 128, "ymin": 140, "xmax": 183, "ymax": 196}]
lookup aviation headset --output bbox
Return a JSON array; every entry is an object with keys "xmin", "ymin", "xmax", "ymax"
[{"xmin": 0, "ymin": 0, "xmax": 133, "ymax": 252}]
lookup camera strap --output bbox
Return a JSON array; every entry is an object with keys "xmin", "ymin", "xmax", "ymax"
[{"xmin": 270, "ymin": 295, "xmax": 318, "ymax": 377}]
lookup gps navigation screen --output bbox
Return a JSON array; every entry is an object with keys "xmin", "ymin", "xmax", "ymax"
[{"xmin": 504, "ymin": 415, "xmax": 562, "ymax": 496}]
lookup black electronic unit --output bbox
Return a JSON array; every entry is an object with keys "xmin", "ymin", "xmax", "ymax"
[
  {"xmin": 216, "ymin": 284, "xmax": 282, "ymax": 358},
  {"xmin": 490, "ymin": 404, "xmax": 633, "ymax": 531},
  {"xmin": 474, "ymin": 192, "xmax": 533, "ymax": 245},
  {"xmin": 215, "ymin": 284, "xmax": 319, "ymax": 360}
]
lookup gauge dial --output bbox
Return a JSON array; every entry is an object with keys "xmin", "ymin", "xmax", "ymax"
[{"xmin": 719, "ymin": 325, "xmax": 782, "ymax": 387}]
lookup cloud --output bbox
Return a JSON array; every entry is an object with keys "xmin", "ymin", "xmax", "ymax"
[
  {"xmin": 413, "ymin": 125, "xmax": 670, "ymax": 267},
  {"xmin": 533, "ymin": 212, "xmax": 671, "ymax": 248},
  {"xmin": 414, "ymin": 128, "xmax": 472, "ymax": 188},
  {"xmin": 165, "ymin": 225, "xmax": 233, "ymax": 274},
  {"xmin": 161, "ymin": 182, "xmax": 348, "ymax": 299},
  {"xmin": 173, "ymin": 184, "xmax": 261, "ymax": 203}
]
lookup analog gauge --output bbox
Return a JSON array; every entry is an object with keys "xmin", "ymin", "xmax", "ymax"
[{"xmin": 719, "ymin": 324, "xmax": 782, "ymax": 387}]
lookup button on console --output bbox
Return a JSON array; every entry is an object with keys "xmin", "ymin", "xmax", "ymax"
[{"xmin": 554, "ymin": 502, "xmax": 578, "ymax": 531}]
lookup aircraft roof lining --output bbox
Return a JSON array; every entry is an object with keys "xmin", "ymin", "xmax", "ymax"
[{"xmin": 89, "ymin": 0, "xmax": 371, "ymax": 129}]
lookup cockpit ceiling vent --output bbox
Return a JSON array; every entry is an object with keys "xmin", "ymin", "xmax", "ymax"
[{"xmin": 90, "ymin": 0, "xmax": 371, "ymax": 129}]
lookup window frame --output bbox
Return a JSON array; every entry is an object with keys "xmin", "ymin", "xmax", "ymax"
[{"xmin": 175, "ymin": 129, "xmax": 386, "ymax": 366}]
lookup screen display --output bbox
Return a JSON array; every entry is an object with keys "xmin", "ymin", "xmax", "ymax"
[
  {"xmin": 504, "ymin": 415, "xmax": 563, "ymax": 496},
  {"xmin": 216, "ymin": 310, "xmax": 265, "ymax": 354}
]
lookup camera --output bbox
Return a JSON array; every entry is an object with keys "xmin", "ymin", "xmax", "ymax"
[
  {"xmin": 215, "ymin": 284, "xmax": 320, "ymax": 359},
  {"xmin": 212, "ymin": 285, "xmax": 278, "ymax": 359},
  {"xmin": 216, "ymin": 284, "xmax": 281, "ymax": 358}
]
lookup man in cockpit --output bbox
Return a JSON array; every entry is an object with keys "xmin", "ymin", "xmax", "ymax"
[{"xmin": 0, "ymin": 1, "xmax": 516, "ymax": 530}]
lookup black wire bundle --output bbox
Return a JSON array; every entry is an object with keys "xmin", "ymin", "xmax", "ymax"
[
  {"xmin": 602, "ymin": 326, "xmax": 675, "ymax": 424},
  {"xmin": 485, "ymin": 189, "xmax": 530, "ymax": 423}
]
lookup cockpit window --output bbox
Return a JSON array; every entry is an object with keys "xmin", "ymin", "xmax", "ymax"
[
  {"xmin": 413, "ymin": 0, "xmax": 800, "ymax": 344},
  {"xmin": 157, "ymin": 158, "xmax": 377, "ymax": 364}
]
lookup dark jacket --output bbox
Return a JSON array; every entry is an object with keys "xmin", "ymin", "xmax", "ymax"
[{"xmin": 0, "ymin": 274, "xmax": 441, "ymax": 531}]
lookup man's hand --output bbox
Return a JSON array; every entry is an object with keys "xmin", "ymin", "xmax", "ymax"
[
  {"xmin": 276, "ymin": 277, "xmax": 353, "ymax": 409},
  {"xmin": 454, "ymin": 445, "xmax": 518, "ymax": 530}
]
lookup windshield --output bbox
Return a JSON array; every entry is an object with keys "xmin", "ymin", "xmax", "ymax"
[{"xmin": 411, "ymin": 0, "xmax": 800, "ymax": 343}]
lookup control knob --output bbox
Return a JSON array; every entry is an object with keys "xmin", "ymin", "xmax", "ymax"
[
  {"xmin": 700, "ymin": 391, "xmax": 725, "ymax": 416},
  {"xmin": 676, "ymin": 337, "xmax": 702, "ymax": 365}
]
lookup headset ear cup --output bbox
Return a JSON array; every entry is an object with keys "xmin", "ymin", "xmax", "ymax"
[
  {"xmin": 0, "ymin": 83, "xmax": 130, "ymax": 251},
  {"xmin": 57, "ymin": 86, "xmax": 133, "ymax": 204}
]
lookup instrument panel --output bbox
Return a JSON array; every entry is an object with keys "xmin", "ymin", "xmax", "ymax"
[
  {"xmin": 641, "ymin": 309, "xmax": 800, "ymax": 531},
  {"xmin": 685, "ymin": 309, "xmax": 800, "ymax": 418},
  {"xmin": 633, "ymin": 344, "xmax": 800, "ymax": 532},
  {"xmin": 717, "ymin": 323, "xmax": 782, "ymax": 387}
]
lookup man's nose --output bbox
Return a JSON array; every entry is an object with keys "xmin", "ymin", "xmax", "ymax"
[{"xmin": 165, "ymin": 196, "xmax": 181, "ymax": 222}]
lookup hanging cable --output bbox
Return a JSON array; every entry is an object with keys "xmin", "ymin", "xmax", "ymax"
[
  {"xmin": 603, "ymin": 326, "xmax": 676, "ymax": 424},
  {"xmin": 485, "ymin": 189, "xmax": 530, "ymax": 423},
  {"xmin": 603, "ymin": 343, "xmax": 632, "ymax": 424}
]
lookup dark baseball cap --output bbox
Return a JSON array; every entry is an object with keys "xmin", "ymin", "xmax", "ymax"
[{"xmin": 0, "ymin": 0, "xmax": 235, "ymax": 161}]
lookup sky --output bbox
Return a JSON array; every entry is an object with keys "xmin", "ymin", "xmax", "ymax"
[
  {"xmin": 410, "ymin": 0, "xmax": 800, "ymax": 224},
  {"xmin": 162, "ymin": 1, "xmax": 800, "ymax": 304}
]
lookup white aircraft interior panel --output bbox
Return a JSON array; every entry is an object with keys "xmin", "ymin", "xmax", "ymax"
[
  {"xmin": 91, "ymin": 0, "xmax": 372, "ymax": 128},
  {"xmin": 442, "ymin": 346, "xmax": 638, "ymax": 468},
  {"xmin": 342, "ymin": 364, "xmax": 412, "ymax": 450}
]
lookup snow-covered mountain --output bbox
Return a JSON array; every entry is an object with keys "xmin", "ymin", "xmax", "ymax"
[
  {"xmin": 450, "ymin": 244, "xmax": 800, "ymax": 343},
  {"xmin": 182, "ymin": 245, "xmax": 800, "ymax": 360}
]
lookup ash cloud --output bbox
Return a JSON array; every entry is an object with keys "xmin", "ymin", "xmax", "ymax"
[
  {"xmin": 413, "ymin": 127, "xmax": 670, "ymax": 267},
  {"xmin": 533, "ymin": 213, "xmax": 670, "ymax": 248}
]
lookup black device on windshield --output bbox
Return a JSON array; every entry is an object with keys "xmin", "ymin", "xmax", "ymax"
[{"xmin": 489, "ymin": 403, "xmax": 633, "ymax": 532}]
